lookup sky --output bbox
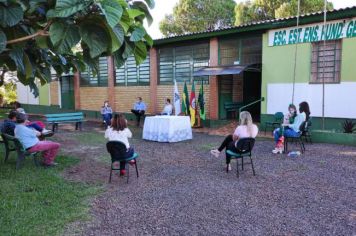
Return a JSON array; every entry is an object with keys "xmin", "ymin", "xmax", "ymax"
[{"xmin": 145, "ymin": 0, "xmax": 356, "ymax": 39}]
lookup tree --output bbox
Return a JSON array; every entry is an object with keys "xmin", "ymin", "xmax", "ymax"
[
  {"xmin": 159, "ymin": 0, "xmax": 236, "ymax": 37},
  {"xmin": 235, "ymin": 0, "xmax": 333, "ymax": 25},
  {"xmin": 0, "ymin": 0, "xmax": 155, "ymax": 96}
]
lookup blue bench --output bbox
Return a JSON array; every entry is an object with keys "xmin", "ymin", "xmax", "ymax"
[{"xmin": 44, "ymin": 112, "xmax": 85, "ymax": 132}]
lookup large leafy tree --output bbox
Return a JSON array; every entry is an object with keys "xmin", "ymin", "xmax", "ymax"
[
  {"xmin": 159, "ymin": 0, "xmax": 236, "ymax": 37},
  {"xmin": 235, "ymin": 0, "xmax": 333, "ymax": 26},
  {"xmin": 0, "ymin": 0, "xmax": 155, "ymax": 96}
]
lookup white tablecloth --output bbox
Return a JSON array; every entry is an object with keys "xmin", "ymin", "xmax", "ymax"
[{"xmin": 142, "ymin": 116, "xmax": 193, "ymax": 142}]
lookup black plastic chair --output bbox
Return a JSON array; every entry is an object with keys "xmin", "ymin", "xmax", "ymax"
[
  {"xmin": 264, "ymin": 112, "xmax": 284, "ymax": 135},
  {"xmin": 283, "ymin": 121, "xmax": 308, "ymax": 154},
  {"xmin": 106, "ymin": 141, "xmax": 139, "ymax": 183},
  {"xmin": 226, "ymin": 138, "xmax": 256, "ymax": 177},
  {"xmin": 1, "ymin": 133, "xmax": 40, "ymax": 169},
  {"xmin": 301, "ymin": 119, "xmax": 312, "ymax": 144}
]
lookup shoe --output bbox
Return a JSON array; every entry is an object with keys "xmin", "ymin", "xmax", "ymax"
[
  {"xmin": 120, "ymin": 170, "xmax": 126, "ymax": 176},
  {"xmin": 210, "ymin": 149, "xmax": 220, "ymax": 158},
  {"xmin": 42, "ymin": 129, "xmax": 54, "ymax": 137},
  {"xmin": 272, "ymin": 148, "xmax": 283, "ymax": 154},
  {"xmin": 227, "ymin": 164, "xmax": 232, "ymax": 171},
  {"xmin": 128, "ymin": 160, "xmax": 136, "ymax": 166}
]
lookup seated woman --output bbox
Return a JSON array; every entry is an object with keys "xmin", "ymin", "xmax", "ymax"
[
  {"xmin": 105, "ymin": 114, "xmax": 135, "ymax": 176},
  {"xmin": 160, "ymin": 98, "xmax": 173, "ymax": 115},
  {"xmin": 210, "ymin": 111, "xmax": 258, "ymax": 171},
  {"xmin": 14, "ymin": 101, "xmax": 49, "ymax": 133},
  {"xmin": 272, "ymin": 101, "xmax": 310, "ymax": 154},
  {"xmin": 101, "ymin": 100, "xmax": 113, "ymax": 126},
  {"xmin": 14, "ymin": 113, "xmax": 60, "ymax": 167}
]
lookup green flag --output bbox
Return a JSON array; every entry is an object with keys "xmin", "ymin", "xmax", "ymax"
[
  {"xmin": 181, "ymin": 81, "xmax": 190, "ymax": 115},
  {"xmin": 198, "ymin": 82, "xmax": 206, "ymax": 120}
]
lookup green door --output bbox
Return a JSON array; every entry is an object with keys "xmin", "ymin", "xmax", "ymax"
[
  {"xmin": 218, "ymin": 75, "xmax": 233, "ymax": 119},
  {"xmin": 60, "ymin": 76, "xmax": 75, "ymax": 110}
]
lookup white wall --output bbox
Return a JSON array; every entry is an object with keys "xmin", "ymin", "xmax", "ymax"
[
  {"xmin": 267, "ymin": 82, "xmax": 356, "ymax": 119},
  {"xmin": 16, "ymin": 83, "xmax": 39, "ymax": 105}
]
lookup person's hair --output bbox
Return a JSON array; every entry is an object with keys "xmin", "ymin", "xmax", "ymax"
[
  {"xmin": 14, "ymin": 101, "xmax": 21, "ymax": 109},
  {"xmin": 166, "ymin": 98, "xmax": 171, "ymax": 103},
  {"xmin": 137, "ymin": 97, "xmax": 142, "ymax": 101},
  {"xmin": 111, "ymin": 114, "xmax": 127, "ymax": 131},
  {"xmin": 299, "ymin": 101, "xmax": 310, "ymax": 120},
  {"xmin": 239, "ymin": 111, "xmax": 254, "ymax": 137},
  {"xmin": 8, "ymin": 110, "xmax": 17, "ymax": 119},
  {"xmin": 104, "ymin": 100, "xmax": 109, "ymax": 105},
  {"xmin": 16, "ymin": 112, "xmax": 27, "ymax": 124},
  {"xmin": 288, "ymin": 104, "xmax": 297, "ymax": 117}
]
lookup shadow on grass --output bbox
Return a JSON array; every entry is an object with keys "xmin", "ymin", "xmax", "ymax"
[{"xmin": 0, "ymin": 149, "xmax": 101, "ymax": 236}]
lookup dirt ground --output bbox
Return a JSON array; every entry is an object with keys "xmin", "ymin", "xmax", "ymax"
[{"xmin": 50, "ymin": 122, "xmax": 355, "ymax": 236}]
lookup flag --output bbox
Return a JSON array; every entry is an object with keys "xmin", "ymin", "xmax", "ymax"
[
  {"xmin": 189, "ymin": 81, "xmax": 196, "ymax": 127},
  {"xmin": 173, "ymin": 80, "xmax": 181, "ymax": 115},
  {"xmin": 181, "ymin": 81, "xmax": 190, "ymax": 115},
  {"xmin": 198, "ymin": 82, "xmax": 206, "ymax": 120}
]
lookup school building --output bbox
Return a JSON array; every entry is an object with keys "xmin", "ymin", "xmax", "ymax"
[{"xmin": 17, "ymin": 6, "xmax": 356, "ymax": 130}]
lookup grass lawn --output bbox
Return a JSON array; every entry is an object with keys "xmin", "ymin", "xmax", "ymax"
[{"xmin": 0, "ymin": 148, "xmax": 101, "ymax": 236}]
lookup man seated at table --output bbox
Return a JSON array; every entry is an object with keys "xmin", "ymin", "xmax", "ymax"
[
  {"xmin": 131, "ymin": 97, "xmax": 147, "ymax": 126},
  {"xmin": 160, "ymin": 98, "xmax": 173, "ymax": 116}
]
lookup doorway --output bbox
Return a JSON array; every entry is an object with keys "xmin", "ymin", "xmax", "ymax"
[
  {"xmin": 60, "ymin": 76, "xmax": 75, "ymax": 110},
  {"xmin": 218, "ymin": 75, "xmax": 233, "ymax": 119},
  {"xmin": 242, "ymin": 71, "xmax": 262, "ymax": 121}
]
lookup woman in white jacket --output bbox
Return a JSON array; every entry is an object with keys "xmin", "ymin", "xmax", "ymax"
[{"xmin": 105, "ymin": 114, "xmax": 134, "ymax": 176}]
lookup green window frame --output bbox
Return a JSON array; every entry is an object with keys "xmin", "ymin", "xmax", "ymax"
[
  {"xmin": 80, "ymin": 57, "xmax": 108, "ymax": 87},
  {"xmin": 219, "ymin": 36, "xmax": 262, "ymax": 65},
  {"xmin": 158, "ymin": 43, "xmax": 210, "ymax": 84},
  {"xmin": 115, "ymin": 55, "xmax": 150, "ymax": 86}
]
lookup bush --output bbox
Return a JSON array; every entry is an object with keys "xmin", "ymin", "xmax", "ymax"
[{"xmin": 342, "ymin": 119, "xmax": 356, "ymax": 133}]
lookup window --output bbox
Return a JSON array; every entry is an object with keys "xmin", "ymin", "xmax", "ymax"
[
  {"xmin": 219, "ymin": 36, "xmax": 262, "ymax": 65},
  {"xmin": 115, "ymin": 55, "xmax": 150, "ymax": 86},
  {"xmin": 311, "ymin": 40, "xmax": 341, "ymax": 83},
  {"xmin": 158, "ymin": 43, "xmax": 209, "ymax": 84},
  {"xmin": 80, "ymin": 57, "xmax": 108, "ymax": 87}
]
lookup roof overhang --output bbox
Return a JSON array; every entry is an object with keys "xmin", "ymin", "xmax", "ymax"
[{"xmin": 193, "ymin": 64, "xmax": 261, "ymax": 76}]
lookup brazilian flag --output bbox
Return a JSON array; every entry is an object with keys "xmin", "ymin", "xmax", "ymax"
[
  {"xmin": 198, "ymin": 82, "xmax": 206, "ymax": 120},
  {"xmin": 181, "ymin": 81, "xmax": 190, "ymax": 115}
]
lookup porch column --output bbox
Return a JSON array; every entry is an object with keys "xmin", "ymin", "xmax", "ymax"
[
  {"xmin": 209, "ymin": 37, "xmax": 219, "ymax": 120},
  {"xmin": 107, "ymin": 56, "xmax": 116, "ymax": 110},
  {"xmin": 149, "ymin": 47, "xmax": 158, "ymax": 114},
  {"xmin": 74, "ymin": 71, "xmax": 81, "ymax": 110}
]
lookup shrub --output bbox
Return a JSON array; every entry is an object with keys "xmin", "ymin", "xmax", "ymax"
[{"xmin": 342, "ymin": 119, "xmax": 356, "ymax": 133}]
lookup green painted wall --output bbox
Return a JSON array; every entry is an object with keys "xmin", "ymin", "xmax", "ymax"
[
  {"xmin": 261, "ymin": 33, "xmax": 312, "ymax": 113},
  {"xmin": 261, "ymin": 33, "xmax": 356, "ymax": 119},
  {"xmin": 38, "ymin": 83, "xmax": 50, "ymax": 106},
  {"xmin": 340, "ymin": 37, "xmax": 356, "ymax": 82}
]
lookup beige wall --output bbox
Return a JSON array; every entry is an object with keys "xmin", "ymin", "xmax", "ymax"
[
  {"xmin": 114, "ymin": 86, "xmax": 151, "ymax": 113},
  {"xmin": 79, "ymin": 87, "xmax": 108, "ymax": 111},
  {"xmin": 50, "ymin": 81, "xmax": 59, "ymax": 105}
]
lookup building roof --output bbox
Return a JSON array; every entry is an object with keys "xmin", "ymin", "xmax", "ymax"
[{"xmin": 154, "ymin": 6, "xmax": 356, "ymax": 46}]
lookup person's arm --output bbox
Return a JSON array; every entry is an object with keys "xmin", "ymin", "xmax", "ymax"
[
  {"xmin": 100, "ymin": 107, "xmax": 105, "ymax": 115},
  {"xmin": 133, "ymin": 103, "xmax": 137, "ymax": 110},
  {"xmin": 104, "ymin": 128, "xmax": 110, "ymax": 139},
  {"xmin": 233, "ymin": 126, "xmax": 240, "ymax": 141},
  {"xmin": 108, "ymin": 107, "xmax": 112, "ymax": 113},
  {"xmin": 124, "ymin": 128, "xmax": 132, "ymax": 138},
  {"xmin": 143, "ymin": 102, "xmax": 147, "ymax": 111}
]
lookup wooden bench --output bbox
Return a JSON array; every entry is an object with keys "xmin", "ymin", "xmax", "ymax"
[
  {"xmin": 224, "ymin": 102, "xmax": 244, "ymax": 119},
  {"xmin": 44, "ymin": 112, "xmax": 85, "ymax": 132},
  {"xmin": 1, "ymin": 133, "xmax": 40, "ymax": 169}
]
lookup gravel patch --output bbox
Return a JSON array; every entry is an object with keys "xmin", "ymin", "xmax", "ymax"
[{"xmin": 58, "ymin": 123, "xmax": 356, "ymax": 236}]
